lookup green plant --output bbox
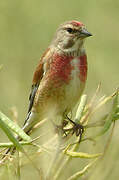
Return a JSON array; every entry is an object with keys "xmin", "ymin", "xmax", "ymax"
[{"xmin": 0, "ymin": 87, "xmax": 119, "ymax": 180}]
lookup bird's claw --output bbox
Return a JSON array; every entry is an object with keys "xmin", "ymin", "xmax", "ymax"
[
  {"xmin": 65, "ymin": 115, "xmax": 84, "ymax": 142},
  {"xmin": 72, "ymin": 122, "xmax": 84, "ymax": 142}
]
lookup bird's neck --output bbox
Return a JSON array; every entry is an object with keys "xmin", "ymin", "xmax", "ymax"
[{"xmin": 51, "ymin": 44, "xmax": 85, "ymax": 58}]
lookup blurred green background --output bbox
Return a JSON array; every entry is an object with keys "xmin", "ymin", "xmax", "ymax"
[{"xmin": 0, "ymin": 0, "xmax": 119, "ymax": 179}]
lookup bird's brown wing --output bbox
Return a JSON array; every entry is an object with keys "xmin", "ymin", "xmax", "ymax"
[
  {"xmin": 28, "ymin": 48, "xmax": 51, "ymax": 113},
  {"xmin": 24, "ymin": 49, "xmax": 51, "ymax": 125},
  {"xmin": 23, "ymin": 61, "xmax": 44, "ymax": 126},
  {"xmin": 28, "ymin": 61, "xmax": 44, "ymax": 113}
]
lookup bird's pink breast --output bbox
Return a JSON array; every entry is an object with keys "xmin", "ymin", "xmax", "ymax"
[
  {"xmin": 50, "ymin": 54, "xmax": 74, "ymax": 84},
  {"xmin": 78, "ymin": 54, "xmax": 87, "ymax": 82},
  {"xmin": 50, "ymin": 53, "xmax": 87, "ymax": 86}
]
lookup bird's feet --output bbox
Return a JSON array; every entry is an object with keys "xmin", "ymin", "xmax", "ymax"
[
  {"xmin": 53, "ymin": 117, "xmax": 84, "ymax": 142},
  {"xmin": 64, "ymin": 116, "xmax": 84, "ymax": 142}
]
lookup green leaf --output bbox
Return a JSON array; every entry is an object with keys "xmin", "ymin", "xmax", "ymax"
[
  {"xmin": 96, "ymin": 91, "xmax": 118, "ymax": 137},
  {"xmin": 113, "ymin": 113, "xmax": 119, "ymax": 121},
  {"xmin": 0, "ymin": 111, "xmax": 31, "ymax": 141},
  {"xmin": 0, "ymin": 116, "xmax": 23, "ymax": 152}
]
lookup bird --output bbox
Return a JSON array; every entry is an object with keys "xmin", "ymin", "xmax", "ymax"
[{"xmin": 4, "ymin": 20, "xmax": 92, "ymax": 157}]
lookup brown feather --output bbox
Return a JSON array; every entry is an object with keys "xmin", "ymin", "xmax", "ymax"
[{"xmin": 27, "ymin": 48, "xmax": 50, "ymax": 117}]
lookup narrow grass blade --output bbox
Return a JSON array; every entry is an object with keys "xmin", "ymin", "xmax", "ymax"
[
  {"xmin": 67, "ymin": 158, "xmax": 98, "ymax": 180},
  {"xmin": 0, "ymin": 141, "xmax": 32, "ymax": 148},
  {"xmin": 75, "ymin": 94, "xmax": 87, "ymax": 123},
  {"xmin": 64, "ymin": 145, "xmax": 102, "ymax": 159},
  {"xmin": 0, "ymin": 64, "xmax": 3, "ymax": 70}
]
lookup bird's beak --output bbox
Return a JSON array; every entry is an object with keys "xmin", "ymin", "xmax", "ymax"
[{"xmin": 80, "ymin": 28, "xmax": 92, "ymax": 38}]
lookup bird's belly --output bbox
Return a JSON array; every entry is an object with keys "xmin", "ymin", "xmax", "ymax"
[{"xmin": 64, "ymin": 62, "xmax": 85, "ymax": 110}]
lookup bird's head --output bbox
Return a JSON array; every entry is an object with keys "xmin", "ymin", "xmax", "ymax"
[{"xmin": 51, "ymin": 20, "xmax": 92, "ymax": 53}]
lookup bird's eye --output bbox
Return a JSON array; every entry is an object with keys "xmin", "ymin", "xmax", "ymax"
[{"xmin": 66, "ymin": 28, "xmax": 73, "ymax": 33}]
